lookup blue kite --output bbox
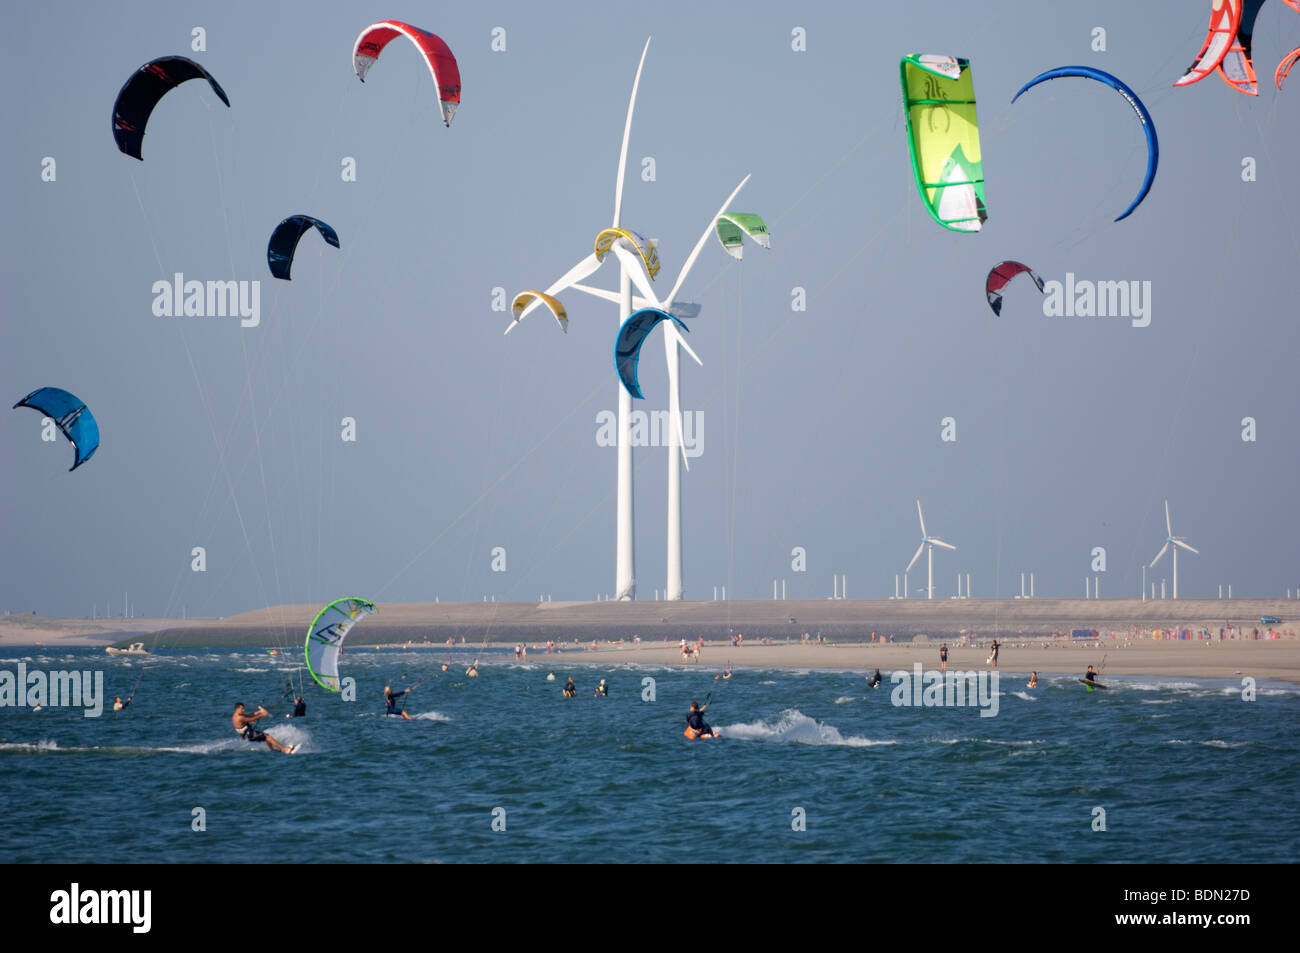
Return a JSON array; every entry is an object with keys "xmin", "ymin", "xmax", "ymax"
[{"xmin": 12, "ymin": 387, "xmax": 100, "ymax": 471}]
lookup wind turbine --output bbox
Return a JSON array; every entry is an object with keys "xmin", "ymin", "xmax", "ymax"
[
  {"xmin": 904, "ymin": 500, "xmax": 956, "ymax": 600},
  {"xmin": 1149, "ymin": 500, "xmax": 1198, "ymax": 599},
  {"xmin": 508, "ymin": 37, "xmax": 742, "ymax": 602},
  {"xmin": 584, "ymin": 177, "xmax": 752, "ymax": 601}
]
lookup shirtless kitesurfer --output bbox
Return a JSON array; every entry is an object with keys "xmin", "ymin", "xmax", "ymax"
[
  {"xmin": 1027, "ymin": 672, "xmax": 1038, "ymax": 688},
  {"xmin": 233, "ymin": 702, "xmax": 299, "ymax": 754},
  {"xmin": 113, "ymin": 696, "xmax": 128, "ymax": 711},
  {"xmin": 384, "ymin": 685, "xmax": 413, "ymax": 720}
]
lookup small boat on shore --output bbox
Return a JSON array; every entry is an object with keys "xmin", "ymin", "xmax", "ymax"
[{"xmin": 105, "ymin": 642, "xmax": 149, "ymax": 656}]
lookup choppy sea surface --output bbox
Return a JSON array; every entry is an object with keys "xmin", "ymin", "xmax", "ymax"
[{"xmin": 2, "ymin": 648, "xmax": 1296, "ymax": 863}]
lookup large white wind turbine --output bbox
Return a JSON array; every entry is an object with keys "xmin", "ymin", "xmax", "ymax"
[
  {"xmin": 508, "ymin": 37, "xmax": 740, "ymax": 602},
  {"xmin": 1149, "ymin": 499, "xmax": 1198, "ymax": 599},
  {"xmin": 905, "ymin": 500, "xmax": 956, "ymax": 600}
]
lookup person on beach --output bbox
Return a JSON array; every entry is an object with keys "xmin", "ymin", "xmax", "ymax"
[
  {"xmin": 1027, "ymin": 672, "xmax": 1038, "ymax": 688},
  {"xmin": 686, "ymin": 700, "xmax": 715, "ymax": 737},
  {"xmin": 113, "ymin": 696, "xmax": 128, "ymax": 711},
  {"xmin": 594, "ymin": 679, "xmax": 608, "ymax": 697},
  {"xmin": 233, "ymin": 703, "xmax": 298, "ymax": 754},
  {"xmin": 384, "ymin": 685, "xmax": 413, "ymax": 720},
  {"xmin": 940, "ymin": 644, "xmax": 948, "ymax": 672},
  {"xmin": 989, "ymin": 639, "xmax": 1001, "ymax": 668},
  {"xmin": 290, "ymin": 696, "xmax": 307, "ymax": 717},
  {"xmin": 563, "ymin": 677, "xmax": 577, "ymax": 698},
  {"xmin": 868, "ymin": 669, "xmax": 882, "ymax": 689}
]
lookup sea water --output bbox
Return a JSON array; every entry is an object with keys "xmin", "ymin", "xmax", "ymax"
[{"xmin": 1, "ymin": 648, "xmax": 1295, "ymax": 863}]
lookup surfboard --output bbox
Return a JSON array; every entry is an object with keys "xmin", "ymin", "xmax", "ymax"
[
  {"xmin": 684, "ymin": 727, "xmax": 721, "ymax": 739},
  {"xmin": 1079, "ymin": 679, "xmax": 1108, "ymax": 690}
]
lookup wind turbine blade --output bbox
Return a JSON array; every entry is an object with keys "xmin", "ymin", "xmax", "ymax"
[
  {"xmin": 611, "ymin": 243, "xmax": 660, "ymax": 307},
  {"xmin": 613, "ymin": 37, "xmax": 651, "ymax": 228},
  {"xmin": 916, "ymin": 500, "xmax": 927, "ymax": 538},
  {"xmin": 665, "ymin": 321, "xmax": 703, "ymax": 367},
  {"xmin": 931, "ymin": 538, "xmax": 956, "ymax": 551},
  {"xmin": 906, "ymin": 542, "xmax": 925, "ymax": 573},
  {"xmin": 1149, "ymin": 542, "xmax": 1170, "ymax": 568},
  {"xmin": 666, "ymin": 173, "xmax": 751, "ymax": 307},
  {"xmin": 1174, "ymin": 540, "xmax": 1199, "ymax": 555},
  {"xmin": 1165, "ymin": 499, "xmax": 1172, "ymax": 537},
  {"xmin": 568, "ymin": 283, "xmax": 621, "ymax": 306}
]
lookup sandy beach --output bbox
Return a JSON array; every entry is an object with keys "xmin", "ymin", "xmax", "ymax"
[{"xmin": 537, "ymin": 638, "xmax": 1300, "ymax": 683}]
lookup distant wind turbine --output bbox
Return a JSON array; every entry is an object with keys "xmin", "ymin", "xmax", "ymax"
[
  {"xmin": 905, "ymin": 500, "xmax": 956, "ymax": 600},
  {"xmin": 1149, "ymin": 500, "xmax": 1198, "ymax": 599}
]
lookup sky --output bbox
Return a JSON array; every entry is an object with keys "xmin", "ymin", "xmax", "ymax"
[{"xmin": 2, "ymin": 0, "xmax": 1297, "ymax": 618}]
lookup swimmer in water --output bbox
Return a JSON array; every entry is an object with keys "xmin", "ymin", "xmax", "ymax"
[{"xmin": 1027, "ymin": 672, "xmax": 1038, "ymax": 688}]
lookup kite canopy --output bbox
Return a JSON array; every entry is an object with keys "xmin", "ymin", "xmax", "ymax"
[
  {"xmin": 267, "ymin": 215, "xmax": 340, "ymax": 280},
  {"xmin": 1011, "ymin": 66, "xmax": 1158, "ymax": 222},
  {"xmin": 615, "ymin": 308, "xmax": 689, "ymax": 399},
  {"xmin": 714, "ymin": 214, "xmax": 771, "ymax": 260},
  {"xmin": 305, "ymin": 598, "xmax": 376, "ymax": 692},
  {"xmin": 509, "ymin": 291, "xmax": 568, "ymax": 333},
  {"xmin": 1218, "ymin": 0, "xmax": 1264, "ymax": 95},
  {"xmin": 12, "ymin": 387, "xmax": 99, "ymax": 471},
  {"xmin": 594, "ymin": 227, "xmax": 660, "ymax": 280},
  {"xmin": 985, "ymin": 261, "xmax": 1045, "ymax": 316},
  {"xmin": 899, "ymin": 54, "xmax": 986, "ymax": 233},
  {"xmin": 353, "ymin": 21, "xmax": 461, "ymax": 126},
  {"xmin": 1277, "ymin": 47, "xmax": 1300, "ymax": 90},
  {"xmin": 1175, "ymin": 0, "xmax": 1243, "ymax": 87},
  {"xmin": 112, "ymin": 56, "xmax": 231, "ymax": 160}
]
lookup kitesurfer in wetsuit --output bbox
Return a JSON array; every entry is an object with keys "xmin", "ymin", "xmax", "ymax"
[
  {"xmin": 594, "ymin": 679, "xmax": 608, "ymax": 697},
  {"xmin": 989, "ymin": 639, "xmax": 1001, "ymax": 669},
  {"xmin": 686, "ymin": 700, "xmax": 715, "ymax": 737},
  {"xmin": 1083, "ymin": 665, "xmax": 1097, "ymax": 684},
  {"xmin": 868, "ymin": 669, "xmax": 882, "ymax": 689},
  {"xmin": 290, "ymin": 696, "xmax": 307, "ymax": 717},
  {"xmin": 384, "ymin": 685, "xmax": 413, "ymax": 721},
  {"xmin": 563, "ymin": 677, "xmax": 577, "ymax": 698},
  {"xmin": 233, "ymin": 702, "xmax": 297, "ymax": 754}
]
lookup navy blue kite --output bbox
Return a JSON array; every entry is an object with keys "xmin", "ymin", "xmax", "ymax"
[
  {"xmin": 615, "ymin": 308, "xmax": 690, "ymax": 400},
  {"xmin": 12, "ymin": 387, "xmax": 100, "ymax": 472},
  {"xmin": 267, "ymin": 215, "xmax": 341, "ymax": 280},
  {"xmin": 112, "ymin": 56, "xmax": 230, "ymax": 160}
]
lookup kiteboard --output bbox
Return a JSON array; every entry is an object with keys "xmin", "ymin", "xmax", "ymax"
[
  {"xmin": 1079, "ymin": 679, "xmax": 1108, "ymax": 691},
  {"xmin": 288, "ymin": 744, "xmax": 301, "ymax": 755},
  {"xmin": 684, "ymin": 727, "xmax": 721, "ymax": 740}
]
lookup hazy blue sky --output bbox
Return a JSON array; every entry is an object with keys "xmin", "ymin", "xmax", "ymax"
[{"xmin": 3, "ymin": 0, "xmax": 1297, "ymax": 618}]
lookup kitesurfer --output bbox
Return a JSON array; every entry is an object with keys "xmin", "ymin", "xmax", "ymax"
[
  {"xmin": 940, "ymin": 644, "xmax": 948, "ymax": 672},
  {"xmin": 291, "ymin": 696, "xmax": 307, "ymax": 717},
  {"xmin": 594, "ymin": 679, "xmax": 608, "ymax": 697},
  {"xmin": 686, "ymin": 700, "xmax": 715, "ymax": 737},
  {"xmin": 1083, "ymin": 665, "xmax": 1097, "ymax": 684},
  {"xmin": 563, "ymin": 677, "xmax": 577, "ymax": 698},
  {"xmin": 1027, "ymin": 672, "xmax": 1038, "ymax": 688},
  {"xmin": 233, "ymin": 702, "xmax": 298, "ymax": 754},
  {"xmin": 989, "ymin": 639, "xmax": 1001, "ymax": 669},
  {"xmin": 384, "ymin": 685, "xmax": 413, "ymax": 720},
  {"xmin": 868, "ymin": 669, "xmax": 882, "ymax": 689},
  {"xmin": 466, "ymin": 661, "xmax": 479, "ymax": 678},
  {"xmin": 113, "ymin": 696, "xmax": 128, "ymax": 711}
]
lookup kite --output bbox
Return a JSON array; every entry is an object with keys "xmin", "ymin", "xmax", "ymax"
[
  {"xmin": 714, "ymin": 214, "xmax": 772, "ymax": 259},
  {"xmin": 112, "ymin": 56, "xmax": 230, "ymax": 160},
  {"xmin": 1176, "ymin": 1, "xmax": 1243, "ymax": 87},
  {"xmin": 305, "ymin": 598, "xmax": 376, "ymax": 692},
  {"xmin": 594, "ymin": 227, "xmax": 660, "ymax": 279},
  {"xmin": 1277, "ymin": 47, "xmax": 1300, "ymax": 90},
  {"xmin": 985, "ymin": 261, "xmax": 1045, "ymax": 316},
  {"xmin": 900, "ymin": 54, "xmax": 986, "ymax": 233},
  {"xmin": 266, "ymin": 216, "xmax": 340, "ymax": 280},
  {"xmin": 12, "ymin": 387, "xmax": 100, "ymax": 472},
  {"xmin": 508, "ymin": 291, "xmax": 568, "ymax": 333},
  {"xmin": 615, "ymin": 308, "xmax": 690, "ymax": 399},
  {"xmin": 353, "ymin": 21, "xmax": 461, "ymax": 127},
  {"xmin": 1011, "ymin": 66, "xmax": 1158, "ymax": 222},
  {"xmin": 1218, "ymin": 0, "xmax": 1265, "ymax": 95}
]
